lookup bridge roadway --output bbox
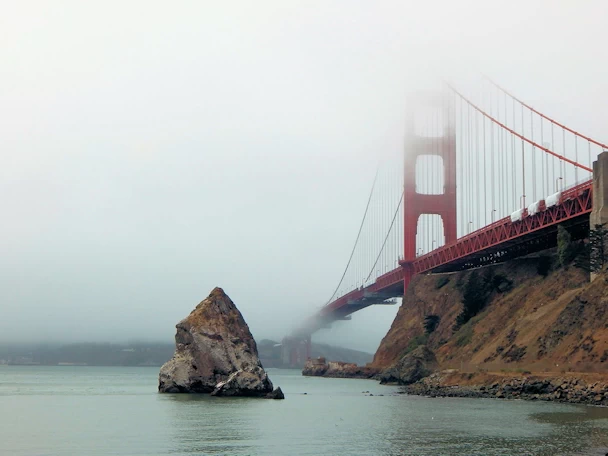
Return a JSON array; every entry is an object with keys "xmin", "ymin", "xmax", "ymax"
[{"xmin": 293, "ymin": 180, "xmax": 593, "ymax": 338}]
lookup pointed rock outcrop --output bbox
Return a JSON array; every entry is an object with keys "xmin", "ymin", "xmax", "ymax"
[{"xmin": 159, "ymin": 287, "xmax": 277, "ymax": 397}]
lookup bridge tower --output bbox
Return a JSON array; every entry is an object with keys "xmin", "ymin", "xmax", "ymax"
[
  {"xmin": 401, "ymin": 92, "xmax": 457, "ymax": 287},
  {"xmin": 280, "ymin": 335, "xmax": 311, "ymax": 368}
]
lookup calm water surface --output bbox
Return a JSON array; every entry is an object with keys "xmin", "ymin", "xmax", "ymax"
[{"xmin": 0, "ymin": 366, "xmax": 607, "ymax": 456}]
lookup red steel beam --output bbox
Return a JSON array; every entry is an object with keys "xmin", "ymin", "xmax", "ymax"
[
  {"xmin": 411, "ymin": 180, "xmax": 592, "ymax": 274},
  {"xmin": 317, "ymin": 180, "xmax": 592, "ymax": 323}
]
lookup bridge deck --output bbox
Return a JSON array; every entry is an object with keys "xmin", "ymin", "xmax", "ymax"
[{"xmin": 295, "ymin": 180, "xmax": 593, "ymax": 336}]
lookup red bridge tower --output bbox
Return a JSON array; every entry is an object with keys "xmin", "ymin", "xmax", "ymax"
[{"xmin": 401, "ymin": 93, "xmax": 457, "ymax": 289}]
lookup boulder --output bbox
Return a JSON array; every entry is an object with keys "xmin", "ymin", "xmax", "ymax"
[
  {"xmin": 302, "ymin": 357, "xmax": 329, "ymax": 376},
  {"xmin": 265, "ymin": 387, "xmax": 285, "ymax": 400},
  {"xmin": 378, "ymin": 345, "xmax": 438, "ymax": 385},
  {"xmin": 159, "ymin": 287, "xmax": 275, "ymax": 397}
]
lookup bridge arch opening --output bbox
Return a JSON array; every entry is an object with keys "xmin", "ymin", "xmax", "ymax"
[
  {"xmin": 415, "ymin": 155, "xmax": 445, "ymax": 195},
  {"xmin": 415, "ymin": 214, "xmax": 445, "ymax": 256}
]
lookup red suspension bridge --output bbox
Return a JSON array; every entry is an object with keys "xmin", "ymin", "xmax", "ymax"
[{"xmin": 283, "ymin": 77, "xmax": 608, "ymax": 365}]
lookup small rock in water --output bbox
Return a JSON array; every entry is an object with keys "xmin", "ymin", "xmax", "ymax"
[{"xmin": 265, "ymin": 387, "xmax": 285, "ymax": 400}]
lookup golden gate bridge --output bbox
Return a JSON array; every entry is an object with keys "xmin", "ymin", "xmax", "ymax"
[{"xmin": 283, "ymin": 76, "xmax": 607, "ymax": 365}]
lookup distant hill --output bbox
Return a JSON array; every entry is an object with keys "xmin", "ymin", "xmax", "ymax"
[
  {"xmin": 0, "ymin": 339, "xmax": 373, "ymax": 369},
  {"xmin": 0, "ymin": 342, "xmax": 175, "ymax": 367},
  {"xmin": 257, "ymin": 339, "xmax": 373, "ymax": 368}
]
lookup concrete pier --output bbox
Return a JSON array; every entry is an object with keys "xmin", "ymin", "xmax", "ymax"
[{"xmin": 590, "ymin": 151, "xmax": 608, "ymax": 281}]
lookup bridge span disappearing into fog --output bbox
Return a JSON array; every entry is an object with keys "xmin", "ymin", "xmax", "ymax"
[{"xmin": 282, "ymin": 77, "xmax": 608, "ymax": 367}]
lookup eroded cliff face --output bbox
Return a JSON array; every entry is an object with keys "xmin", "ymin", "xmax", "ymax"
[
  {"xmin": 372, "ymin": 252, "xmax": 608, "ymax": 375},
  {"xmin": 159, "ymin": 287, "xmax": 276, "ymax": 397}
]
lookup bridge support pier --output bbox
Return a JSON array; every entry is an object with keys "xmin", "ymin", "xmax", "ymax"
[
  {"xmin": 590, "ymin": 151, "xmax": 608, "ymax": 281},
  {"xmin": 280, "ymin": 336, "xmax": 310, "ymax": 368}
]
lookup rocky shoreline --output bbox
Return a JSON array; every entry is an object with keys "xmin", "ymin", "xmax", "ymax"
[
  {"xmin": 302, "ymin": 357, "xmax": 377, "ymax": 379},
  {"xmin": 402, "ymin": 371, "xmax": 608, "ymax": 407}
]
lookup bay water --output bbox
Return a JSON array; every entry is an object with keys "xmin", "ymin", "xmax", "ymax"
[{"xmin": 1, "ymin": 366, "xmax": 607, "ymax": 455}]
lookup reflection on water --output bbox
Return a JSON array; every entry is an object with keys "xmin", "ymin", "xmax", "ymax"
[
  {"xmin": 162, "ymin": 394, "xmax": 261, "ymax": 455},
  {"xmin": 532, "ymin": 408, "xmax": 608, "ymax": 454},
  {"xmin": 0, "ymin": 366, "xmax": 607, "ymax": 456}
]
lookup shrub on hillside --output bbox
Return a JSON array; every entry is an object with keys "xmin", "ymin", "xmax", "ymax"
[
  {"xmin": 435, "ymin": 276, "xmax": 450, "ymax": 289},
  {"xmin": 537, "ymin": 256, "xmax": 552, "ymax": 277},
  {"xmin": 405, "ymin": 334, "xmax": 428, "ymax": 354},
  {"xmin": 557, "ymin": 224, "xmax": 577, "ymax": 267},
  {"xmin": 455, "ymin": 271, "xmax": 487, "ymax": 329},
  {"xmin": 454, "ymin": 268, "xmax": 512, "ymax": 330},
  {"xmin": 423, "ymin": 315, "xmax": 440, "ymax": 334}
]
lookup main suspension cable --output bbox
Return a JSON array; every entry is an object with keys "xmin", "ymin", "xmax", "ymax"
[
  {"xmin": 482, "ymin": 75, "xmax": 608, "ymax": 150},
  {"xmin": 364, "ymin": 189, "xmax": 405, "ymax": 283},
  {"xmin": 325, "ymin": 167, "xmax": 379, "ymax": 304}
]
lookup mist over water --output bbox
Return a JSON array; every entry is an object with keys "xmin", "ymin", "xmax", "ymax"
[{"xmin": 1, "ymin": 1, "xmax": 607, "ymax": 353}]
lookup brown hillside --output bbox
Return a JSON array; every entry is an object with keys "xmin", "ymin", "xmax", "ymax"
[{"xmin": 372, "ymin": 251, "xmax": 608, "ymax": 375}]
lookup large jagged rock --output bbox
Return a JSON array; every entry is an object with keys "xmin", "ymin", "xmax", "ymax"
[
  {"xmin": 159, "ymin": 287, "xmax": 278, "ymax": 397},
  {"xmin": 378, "ymin": 345, "xmax": 438, "ymax": 385}
]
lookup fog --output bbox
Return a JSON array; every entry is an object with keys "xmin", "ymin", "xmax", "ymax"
[{"xmin": 1, "ymin": 1, "xmax": 606, "ymax": 353}]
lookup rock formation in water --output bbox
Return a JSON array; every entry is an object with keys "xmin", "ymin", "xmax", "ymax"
[
  {"xmin": 158, "ymin": 287, "xmax": 283, "ymax": 398},
  {"xmin": 302, "ymin": 357, "xmax": 329, "ymax": 376},
  {"xmin": 302, "ymin": 357, "xmax": 377, "ymax": 379}
]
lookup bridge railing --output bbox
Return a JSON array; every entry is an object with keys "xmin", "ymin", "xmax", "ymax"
[{"xmin": 411, "ymin": 179, "xmax": 593, "ymax": 274}]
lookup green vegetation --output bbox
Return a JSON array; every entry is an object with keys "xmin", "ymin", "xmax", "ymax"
[
  {"xmin": 454, "ymin": 268, "xmax": 512, "ymax": 329},
  {"xmin": 536, "ymin": 256, "xmax": 552, "ymax": 277},
  {"xmin": 423, "ymin": 315, "xmax": 441, "ymax": 334},
  {"xmin": 435, "ymin": 276, "xmax": 450, "ymax": 289},
  {"xmin": 557, "ymin": 224, "xmax": 577, "ymax": 266},
  {"xmin": 454, "ymin": 324, "xmax": 474, "ymax": 347},
  {"xmin": 405, "ymin": 334, "xmax": 429, "ymax": 354}
]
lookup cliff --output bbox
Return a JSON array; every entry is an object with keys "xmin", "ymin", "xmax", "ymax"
[{"xmin": 373, "ymin": 250, "xmax": 608, "ymax": 376}]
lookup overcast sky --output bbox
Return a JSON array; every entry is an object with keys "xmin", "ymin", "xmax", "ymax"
[{"xmin": 1, "ymin": 1, "xmax": 606, "ymax": 353}]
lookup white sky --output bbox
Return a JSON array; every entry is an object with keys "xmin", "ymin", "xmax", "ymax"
[{"xmin": 1, "ymin": 0, "xmax": 606, "ymax": 352}]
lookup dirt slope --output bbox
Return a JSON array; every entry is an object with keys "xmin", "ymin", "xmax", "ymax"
[{"xmin": 372, "ymin": 251, "xmax": 608, "ymax": 375}]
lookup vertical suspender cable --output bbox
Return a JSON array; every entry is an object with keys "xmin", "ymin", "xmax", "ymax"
[
  {"xmin": 490, "ymin": 95, "xmax": 495, "ymax": 218},
  {"xmin": 541, "ymin": 117, "xmax": 546, "ymax": 198},
  {"xmin": 483, "ymin": 94, "xmax": 487, "ymax": 226},
  {"xmin": 521, "ymin": 104, "xmax": 526, "ymax": 208},
  {"xmin": 512, "ymin": 97, "xmax": 516, "ymax": 212},
  {"xmin": 551, "ymin": 123, "xmax": 555, "ymax": 192},
  {"xmin": 575, "ymin": 136, "xmax": 579, "ymax": 183},
  {"xmin": 562, "ymin": 129, "xmax": 566, "ymax": 187},
  {"xmin": 531, "ymin": 108, "xmax": 536, "ymax": 203},
  {"xmin": 458, "ymin": 98, "xmax": 462, "ymax": 236},
  {"xmin": 588, "ymin": 141, "xmax": 592, "ymax": 179},
  {"xmin": 325, "ymin": 168, "xmax": 379, "ymax": 304}
]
